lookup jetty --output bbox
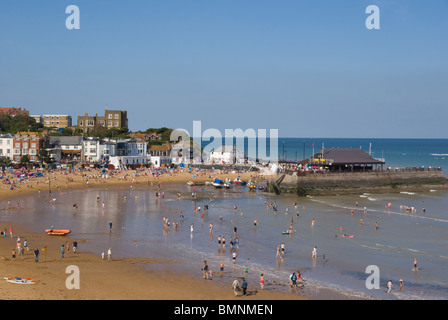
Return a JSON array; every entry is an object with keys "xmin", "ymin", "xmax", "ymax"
[{"xmin": 267, "ymin": 148, "xmax": 448, "ymax": 196}]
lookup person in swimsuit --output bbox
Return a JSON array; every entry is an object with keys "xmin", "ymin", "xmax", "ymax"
[{"xmin": 260, "ymin": 273, "xmax": 264, "ymax": 290}]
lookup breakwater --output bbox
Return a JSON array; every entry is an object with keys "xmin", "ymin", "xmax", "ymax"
[{"xmin": 268, "ymin": 168, "xmax": 448, "ymax": 196}]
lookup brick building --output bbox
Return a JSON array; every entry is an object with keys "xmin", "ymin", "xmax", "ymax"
[
  {"xmin": 77, "ymin": 107, "xmax": 128, "ymax": 133},
  {"xmin": 12, "ymin": 131, "xmax": 49, "ymax": 163}
]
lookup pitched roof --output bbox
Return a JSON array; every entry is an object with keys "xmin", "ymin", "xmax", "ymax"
[
  {"xmin": 301, "ymin": 148, "xmax": 385, "ymax": 165},
  {"xmin": 49, "ymin": 136, "xmax": 83, "ymax": 145}
]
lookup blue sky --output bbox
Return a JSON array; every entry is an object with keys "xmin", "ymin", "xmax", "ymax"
[{"xmin": 0, "ymin": 0, "xmax": 447, "ymax": 138}]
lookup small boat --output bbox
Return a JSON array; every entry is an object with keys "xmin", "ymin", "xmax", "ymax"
[
  {"xmin": 248, "ymin": 181, "xmax": 257, "ymax": 191},
  {"xmin": 212, "ymin": 182, "xmax": 223, "ymax": 188},
  {"xmin": 4, "ymin": 277, "xmax": 37, "ymax": 285},
  {"xmin": 45, "ymin": 229, "xmax": 71, "ymax": 236},
  {"xmin": 234, "ymin": 178, "xmax": 247, "ymax": 185},
  {"xmin": 187, "ymin": 181, "xmax": 195, "ymax": 186}
]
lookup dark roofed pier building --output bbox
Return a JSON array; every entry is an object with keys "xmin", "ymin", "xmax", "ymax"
[{"xmin": 300, "ymin": 148, "xmax": 385, "ymax": 172}]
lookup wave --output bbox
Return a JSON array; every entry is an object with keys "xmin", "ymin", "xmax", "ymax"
[{"xmin": 307, "ymin": 197, "xmax": 448, "ymax": 223}]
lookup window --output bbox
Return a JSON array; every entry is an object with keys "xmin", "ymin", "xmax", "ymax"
[
  {"xmin": 108, "ymin": 121, "xmax": 112, "ymax": 127},
  {"xmin": 108, "ymin": 114, "xmax": 113, "ymax": 119},
  {"xmin": 87, "ymin": 120, "xmax": 94, "ymax": 126},
  {"xmin": 114, "ymin": 114, "xmax": 119, "ymax": 119},
  {"xmin": 114, "ymin": 121, "xmax": 119, "ymax": 127},
  {"xmin": 31, "ymin": 143, "xmax": 36, "ymax": 148}
]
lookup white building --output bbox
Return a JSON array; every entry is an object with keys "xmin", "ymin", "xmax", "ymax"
[
  {"xmin": 209, "ymin": 145, "xmax": 245, "ymax": 164},
  {"xmin": 108, "ymin": 139, "xmax": 149, "ymax": 168},
  {"xmin": 82, "ymin": 137, "xmax": 101, "ymax": 163},
  {"xmin": 0, "ymin": 133, "xmax": 14, "ymax": 161}
]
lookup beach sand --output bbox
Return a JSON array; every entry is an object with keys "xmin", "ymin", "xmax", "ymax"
[{"xmin": 0, "ymin": 168, "xmax": 306, "ymax": 300}]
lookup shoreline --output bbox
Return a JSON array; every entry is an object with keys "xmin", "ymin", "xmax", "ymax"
[{"xmin": 1, "ymin": 168, "xmax": 309, "ymax": 300}]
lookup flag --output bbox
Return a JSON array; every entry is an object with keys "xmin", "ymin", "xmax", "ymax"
[{"xmin": 42, "ymin": 245, "xmax": 47, "ymax": 251}]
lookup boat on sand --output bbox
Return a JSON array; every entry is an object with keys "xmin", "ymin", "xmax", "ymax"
[{"xmin": 45, "ymin": 229, "xmax": 71, "ymax": 236}]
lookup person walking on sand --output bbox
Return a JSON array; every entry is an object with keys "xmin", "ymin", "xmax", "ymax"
[
  {"xmin": 241, "ymin": 278, "xmax": 248, "ymax": 295},
  {"xmin": 34, "ymin": 248, "xmax": 39, "ymax": 263},
  {"xmin": 107, "ymin": 248, "xmax": 112, "ymax": 261},
  {"xmin": 61, "ymin": 244, "xmax": 65, "ymax": 258}
]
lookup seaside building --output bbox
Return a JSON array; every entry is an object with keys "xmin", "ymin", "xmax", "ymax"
[
  {"xmin": 77, "ymin": 107, "xmax": 128, "ymax": 133},
  {"xmin": 82, "ymin": 137, "xmax": 117, "ymax": 163},
  {"xmin": 148, "ymin": 144, "xmax": 171, "ymax": 168},
  {"xmin": 300, "ymin": 148, "xmax": 385, "ymax": 171},
  {"xmin": 12, "ymin": 131, "xmax": 49, "ymax": 163},
  {"xmin": 47, "ymin": 136, "xmax": 83, "ymax": 162},
  {"xmin": 0, "ymin": 133, "xmax": 14, "ymax": 161},
  {"xmin": 209, "ymin": 145, "xmax": 245, "ymax": 165},
  {"xmin": 0, "ymin": 107, "xmax": 29, "ymax": 117},
  {"xmin": 108, "ymin": 139, "xmax": 149, "ymax": 169},
  {"xmin": 42, "ymin": 115, "xmax": 73, "ymax": 130}
]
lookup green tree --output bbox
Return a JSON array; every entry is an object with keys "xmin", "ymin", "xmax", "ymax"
[
  {"xmin": 20, "ymin": 155, "xmax": 30, "ymax": 163},
  {"xmin": 38, "ymin": 148, "xmax": 50, "ymax": 164}
]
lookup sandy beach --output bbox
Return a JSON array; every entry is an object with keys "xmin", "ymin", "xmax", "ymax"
[{"xmin": 0, "ymin": 167, "xmax": 307, "ymax": 300}]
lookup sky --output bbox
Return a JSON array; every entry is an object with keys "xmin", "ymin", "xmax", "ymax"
[{"xmin": 0, "ymin": 0, "xmax": 447, "ymax": 138}]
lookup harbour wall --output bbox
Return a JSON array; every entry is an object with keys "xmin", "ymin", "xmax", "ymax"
[{"xmin": 271, "ymin": 169, "xmax": 448, "ymax": 196}]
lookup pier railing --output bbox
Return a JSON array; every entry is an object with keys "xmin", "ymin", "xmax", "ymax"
[{"xmin": 282, "ymin": 166, "xmax": 443, "ymax": 175}]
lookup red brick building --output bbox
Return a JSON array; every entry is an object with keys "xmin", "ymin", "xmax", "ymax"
[
  {"xmin": 12, "ymin": 131, "xmax": 48, "ymax": 163},
  {"xmin": 0, "ymin": 107, "xmax": 29, "ymax": 117}
]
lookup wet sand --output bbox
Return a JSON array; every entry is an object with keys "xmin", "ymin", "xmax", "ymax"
[{"xmin": 0, "ymin": 168, "xmax": 307, "ymax": 300}]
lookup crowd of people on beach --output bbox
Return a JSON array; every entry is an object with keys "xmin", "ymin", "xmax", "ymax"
[{"xmin": 0, "ymin": 163, "xmax": 431, "ymax": 299}]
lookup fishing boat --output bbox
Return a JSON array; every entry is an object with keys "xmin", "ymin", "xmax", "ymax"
[
  {"xmin": 4, "ymin": 277, "xmax": 37, "ymax": 284},
  {"xmin": 45, "ymin": 229, "xmax": 71, "ymax": 236}
]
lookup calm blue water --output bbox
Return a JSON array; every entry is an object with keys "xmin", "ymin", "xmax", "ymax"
[
  {"xmin": 1, "ymin": 138, "xmax": 447, "ymax": 300},
  {"xmin": 279, "ymin": 138, "xmax": 448, "ymax": 173},
  {"xmin": 202, "ymin": 137, "xmax": 448, "ymax": 173}
]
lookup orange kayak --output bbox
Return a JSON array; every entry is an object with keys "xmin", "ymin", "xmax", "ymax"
[{"xmin": 45, "ymin": 229, "xmax": 71, "ymax": 236}]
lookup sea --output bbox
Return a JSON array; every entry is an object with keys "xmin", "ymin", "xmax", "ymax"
[{"xmin": 1, "ymin": 138, "xmax": 448, "ymax": 300}]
